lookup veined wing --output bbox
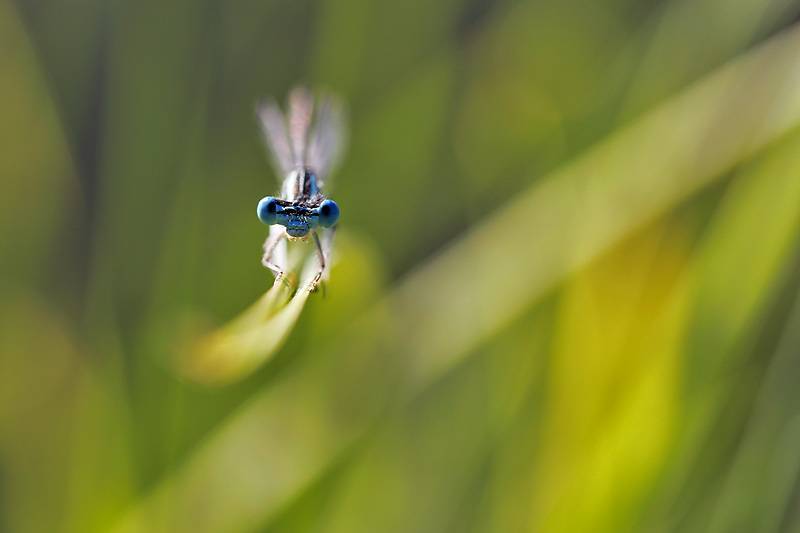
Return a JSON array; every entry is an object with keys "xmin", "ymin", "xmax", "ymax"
[
  {"xmin": 288, "ymin": 86, "xmax": 314, "ymax": 169},
  {"xmin": 256, "ymin": 97, "xmax": 294, "ymax": 179},
  {"xmin": 308, "ymin": 94, "xmax": 347, "ymax": 188}
]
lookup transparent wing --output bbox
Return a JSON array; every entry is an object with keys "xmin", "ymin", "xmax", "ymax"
[
  {"xmin": 308, "ymin": 94, "xmax": 348, "ymax": 188},
  {"xmin": 256, "ymin": 97, "xmax": 294, "ymax": 179},
  {"xmin": 287, "ymin": 86, "xmax": 314, "ymax": 169}
]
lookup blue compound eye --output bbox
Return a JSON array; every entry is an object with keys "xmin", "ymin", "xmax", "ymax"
[
  {"xmin": 257, "ymin": 196, "xmax": 279, "ymax": 225},
  {"xmin": 316, "ymin": 199, "xmax": 339, "ymax": 228}
]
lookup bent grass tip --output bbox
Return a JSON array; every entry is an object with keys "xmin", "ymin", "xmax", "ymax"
[{"xmin": 174, "ymin": 275, "xmax": 311, "ymax": 386}]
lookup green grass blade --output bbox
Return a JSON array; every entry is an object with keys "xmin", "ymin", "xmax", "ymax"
[
  {"xmin": 707, "ymin": 285, "xmax": 800, "ymax": 532},
  {"xmin": 175, "ymin": 261, "xmax": 322, "ymax": 385},
  {"xmin": 640, "ymin": 127, "xmax": 800, "ymax": 532},
  {"xmin": 112, "ymin": 23, "xmax": 800, "ymax": 533}
]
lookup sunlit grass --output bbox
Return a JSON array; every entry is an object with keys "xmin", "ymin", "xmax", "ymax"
[
  {"xmin": 5, "ymin": 0, "xmax": 800, "ymax": 532},
  {"xmin": 111, "ymin": 23, "xmax": 800, "ymax": 532}
]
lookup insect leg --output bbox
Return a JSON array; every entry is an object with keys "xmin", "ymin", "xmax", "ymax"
[
  {"xmin": 320, "ymin": 225, "xmax": 336, "ymax": 285},
  {"xmin": 310, "ymin": 230, "xmax": 326, "ymax": 293},
  {"xmin": 262, "ymin": 229, "xmax": 287, "ymax": 281}
]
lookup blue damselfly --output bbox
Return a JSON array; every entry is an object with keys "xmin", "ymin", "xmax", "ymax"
[{"xmin": 256, "ymin": 87, "xmax": 346, "ymax": 291}]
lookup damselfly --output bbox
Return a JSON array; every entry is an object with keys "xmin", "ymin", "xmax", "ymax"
[{"xmin": 256, "ymin": 87, "xmax": 347, "ymax": 291}]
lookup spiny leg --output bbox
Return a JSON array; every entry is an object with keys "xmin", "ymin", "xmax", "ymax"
[
  {"xmin": 262, "ymin": 229, "xmax": 287, "ymax": 282},
  {"xmin": 310, "ymin": 230, "xmax": 326, "ymax": 293},
  {"xmin": 320, "ymin": 225, "xmax": 336, "ymax": 285}
]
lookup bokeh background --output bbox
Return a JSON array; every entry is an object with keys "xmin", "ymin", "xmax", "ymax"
[{"xmin": 4, "ymin": 0, "xmax": 800, "ymax": 531}]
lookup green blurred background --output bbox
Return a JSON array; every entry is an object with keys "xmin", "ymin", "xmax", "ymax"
[{"xmin": 4, "ymin": 0, "xmax": 800, "ymax": 531}]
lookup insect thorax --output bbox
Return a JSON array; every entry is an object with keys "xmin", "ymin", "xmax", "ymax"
[{"xmin": 282, "ymin": 168, "xmax": 320, "ymax": 203}]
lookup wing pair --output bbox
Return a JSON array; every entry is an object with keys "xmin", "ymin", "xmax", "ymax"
[{"xmin": 257, "ymin": 87, "xmax": 347, "ymax": 189}]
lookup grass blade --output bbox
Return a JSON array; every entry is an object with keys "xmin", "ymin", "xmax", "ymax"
[{"xmin": 114, "ymin": 22, "xmax": 800, "ymax": 532}]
